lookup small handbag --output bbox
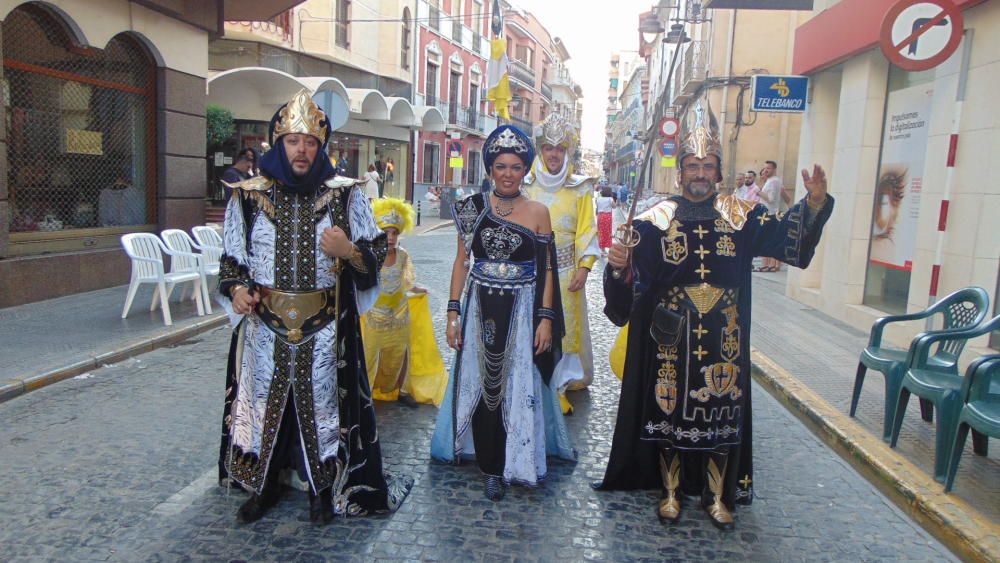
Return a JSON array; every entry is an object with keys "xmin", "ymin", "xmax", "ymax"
[{"xmin": 649, "ymin": 303, "xmax": 687, "ymax": 348}]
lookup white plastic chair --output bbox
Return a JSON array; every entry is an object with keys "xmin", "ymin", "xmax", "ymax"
[
  {"xmin": 161, "ymin": 229, "xmax": 214, "ymax": 314},
  {"xmin": 191, "ymin": 226, "xmax": 224, "ymax": 277},
  {"xmin": 120, "ymin": 233, "xmax": 205, "ymax": 325}
]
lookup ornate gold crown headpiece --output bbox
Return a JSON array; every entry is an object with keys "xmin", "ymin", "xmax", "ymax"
[
  {"xmin": 272, "ymin": 89, "xmax": 328, "ymax": 142},
  {"xmin": 534, "ymin": 112, "xmax": 577, "ymax": 150},
  {"xmin": 678, "ymin": 97, "xmax": 722, "ymax": 164}
]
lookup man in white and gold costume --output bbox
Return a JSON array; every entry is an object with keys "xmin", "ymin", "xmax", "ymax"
[{"xmin": 522, "ymin": 113, "xmax": 600, "ymax": 414}]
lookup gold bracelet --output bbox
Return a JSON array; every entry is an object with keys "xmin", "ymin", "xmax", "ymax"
[{"xmin": 347, "ymin": 244, "xmax": 368, "ymax": 273}]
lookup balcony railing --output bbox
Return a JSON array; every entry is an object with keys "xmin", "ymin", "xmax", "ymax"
[
  {"xmin": 509, "ymin": 115, "xmax": 532, "ymax": 132},
  {"xmin": 679, "ymin": 39, "xmax": 709, "ymax": 97},
  {"xmin": 540, "ymin": 81, "xmax": 552, "ymax": 101},
  {"xmin": 509, "ymin": 59, "xmax": 535, "ymax": 88},
  {"xmin": 447, "ymin": 104, "xmax": 488, "ymax": 133}
]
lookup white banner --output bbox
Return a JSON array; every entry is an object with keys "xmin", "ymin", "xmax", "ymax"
[{"xmin": 869, "ymin": 84, "xmax": 934, "ymax": 271}]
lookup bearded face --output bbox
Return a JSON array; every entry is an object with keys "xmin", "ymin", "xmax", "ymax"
[{"xmin": 679, "ymin": 155, "xmax": 720, "ymax": 201}]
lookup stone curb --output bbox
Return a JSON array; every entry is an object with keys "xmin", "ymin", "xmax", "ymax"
[
  {"xmin": 750, "ymin": 348, "xmax": 999, "ymax": 563},
  {"xmin": 0, "ymin": 314, "xmax": 228, "ymax": 404}
]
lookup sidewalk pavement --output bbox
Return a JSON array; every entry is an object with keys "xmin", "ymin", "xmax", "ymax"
[
  {"xmin": 0, "ymin": 217, "xmax": 456, "ymax": 404},
  {"xmin": 749, "ymin": 270, "xmax": 998, "ymax": 562}
]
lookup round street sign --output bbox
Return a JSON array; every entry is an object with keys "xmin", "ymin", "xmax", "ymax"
[
  {"xmin": 660, "ymin": 138, "xmax": 679, "ymax": 158},
  {"xmin": 659, "ymin": 118, "xmax": 680, "ymax": 138},
  {"xmin": 880, "ymin": 0, "xmax": 963, "ymax": 72},
  {"xmin": 447, "ymin": 139, "xmax": 464, "ymax": 156}
]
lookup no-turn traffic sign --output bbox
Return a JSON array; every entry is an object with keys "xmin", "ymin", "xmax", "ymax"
[{"xmin": 879, "ymin": 0, "xmax": 963, "ymax": 72}]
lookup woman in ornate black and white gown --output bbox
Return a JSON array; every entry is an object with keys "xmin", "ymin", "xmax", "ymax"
[{"xmin": 431, "ymin": 125, "xmax": 575, "ymax": 501}]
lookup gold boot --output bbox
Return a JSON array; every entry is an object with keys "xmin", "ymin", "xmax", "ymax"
[
  {"xmin": 656, "ymin": 449, "xmax": 681, "ymax": 523},
  {"xmin": 559, "ymin": 393, "xmax": 574, "ymax": 415},
  {"xmin": 702, "ymin": 455, "xmax": 735, "ymax": 530}
]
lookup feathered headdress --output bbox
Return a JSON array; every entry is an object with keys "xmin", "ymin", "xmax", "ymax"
[{"xmin": 372, "ymin": 197, "xmax": 415, "ymax": 234}]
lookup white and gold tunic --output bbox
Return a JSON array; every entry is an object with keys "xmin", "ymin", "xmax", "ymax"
[{"xmin": 523, "ymin": 166, "xmax": 600, "ymax": 392}]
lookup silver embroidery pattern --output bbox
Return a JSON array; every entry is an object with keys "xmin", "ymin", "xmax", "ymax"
[
  {"xmin": 475, "ymin": 261, "xmax": 528, "ymax": 280},
  {"xmin": 480, "ymin": 226, "xmax": 523, "ymax": 260},
  {"xmin": 483, "ymin": 318, "xmax": 496, "ymax": 346}
]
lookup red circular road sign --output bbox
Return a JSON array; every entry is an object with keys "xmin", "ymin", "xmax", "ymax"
[
  {"xmin": 659, "ymin": 118, "xmax": 680, "ymax": 138},
  {"xmin": 880, "ymin": 0, "xmax": 964, "ymax": 72},
  {"xmin": 447, "ymin": 140, "xmax": 464, "ymax": 155}
]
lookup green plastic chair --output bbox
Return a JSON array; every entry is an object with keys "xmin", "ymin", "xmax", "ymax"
[
  {"xmin": 851, "ymin": 287, "xmax": 990, "ymax": 441},
  {"xmin": 890, "ymin": 314, "xmax": 1000, "ymax": 482},
  {"xmin": 944, "ymin": 354, "xmax": 1000, "ymax": 493}
]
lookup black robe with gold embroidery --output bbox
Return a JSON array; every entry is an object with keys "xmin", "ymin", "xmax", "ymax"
[{"xmin": 596, "ymin": 192, "xmax": 833, "ymax": 507}]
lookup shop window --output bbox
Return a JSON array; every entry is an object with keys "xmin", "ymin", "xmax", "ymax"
[
  {"xmin": 336, "ymin": 0, "xmax": 351, "ymax": 49},
  {"xmin": 401, "ymin": 8, "xmax": 411, "ymax": 70},
  {"xmin": 3, "ymin": 5, "xmax": 157, "ymax": 257},
  {"xmin": 862, "ymin": 65, "xmax": 935, "ymax": 314},
  {"xmin": 423, "ymin": 143, "xmax": 440, "ymax": 183}
]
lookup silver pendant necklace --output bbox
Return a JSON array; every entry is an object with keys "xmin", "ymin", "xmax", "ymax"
[{"xmin": 493, "ymin": 189, "xmax": 522, "ymax": 217}]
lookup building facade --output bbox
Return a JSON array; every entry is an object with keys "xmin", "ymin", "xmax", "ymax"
[
  {"xmin": 413, "ymin": 0, "xmax": 494, "ymax": 203},
  {"xmin": 0, "ymin": 0, "xmax": 300, "ymax": 307},
  {"xmin": 209, "ymin": 1, "xmax": 431, "ymax": 204},
  {"xmin": 785, "ymin": 0, "xmax": 998, "ymax": 354},
  {"xmin": 637, "ymin": 0, "xmax": 807, "ymax": 197}
]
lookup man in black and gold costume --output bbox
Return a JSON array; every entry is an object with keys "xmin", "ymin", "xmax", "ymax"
[
  {"xmin": 217, "ymin": 89, "xmax": 411, "ymax": 524},
  {"xmin": 593, "ymin": 100, "xmax": 833, "ymax": 529}
]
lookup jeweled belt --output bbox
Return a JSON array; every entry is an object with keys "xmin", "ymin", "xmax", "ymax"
[
  {"xmin": 555, "ymin": 243, "xmax": 576, "ymax": 271},
  {"xmin": 470, "ymin": 259, "xmax": 535, "ymax": 290},
  {"xmin": 256, "ymin": 286, "xmax": 337, "ymax": 344}
]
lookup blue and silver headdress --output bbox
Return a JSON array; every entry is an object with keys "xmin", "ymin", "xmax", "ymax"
[{"xmin": 483, "ymin": 124, "xmax": 534, "ymax": 171}]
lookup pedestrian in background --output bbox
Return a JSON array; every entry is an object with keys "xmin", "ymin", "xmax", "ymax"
[
  {"xmin": 758, "ymin": 161, "xmax": 784, "ymax": 272},
  {"xmin": 363, "ymin": 163, "xmax": 381, "ymax": 200},
  {"xmin": 220, "ymin": 152, "xmax": 253, "ymax": 200},
  {"xmin": 239, "ymin": 147, "xmax": 259, "ymax": 177},
  {"xmin": 734, "ymin": 170, "xmax": 760, "ymax": 203},
  {"xmin": 595, "ymin": 186, "xmax": 617, "ymax": 254}
]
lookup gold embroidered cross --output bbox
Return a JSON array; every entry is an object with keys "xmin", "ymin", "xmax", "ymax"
[
  {"xmin": 694, "ymin": 245, "xmax": 710, "ymax": 260},
  {"xmin": 693, "ymin": 225, "xmax": 709, "ymax": 239},
  {"xmin": 695, "ymin": 264, "xmax": 712, "ymax": 280},
  {"xmin": 693, "ymin": 323, "xmax": 708, "ymax": 339},
  {"xmin": 758, "ymin": 213, "xmax": 772, "ymax": 226},
  {"xmin": 740, "ymin": 475, "xmax": 753, "ymax": 489},
  {"xmin": 693, "ymin": 346, "xmax": 708, "ymax": 361}
]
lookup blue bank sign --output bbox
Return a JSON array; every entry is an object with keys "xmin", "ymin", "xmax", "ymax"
[{"xmin": 750, "ymin": 75, "xmax": 809, "ymax": 113}]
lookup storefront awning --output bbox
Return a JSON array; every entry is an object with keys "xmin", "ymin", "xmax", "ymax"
[{"xmin": 207, "ymin": 67, "xmax": 445, "ymax": 132}]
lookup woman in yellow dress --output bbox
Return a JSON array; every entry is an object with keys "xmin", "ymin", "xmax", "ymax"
[{"xmin": 362, "ymin": 198, "xmax": 448, "ymax": 407}]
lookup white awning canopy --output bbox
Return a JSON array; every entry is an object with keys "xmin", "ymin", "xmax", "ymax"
[{"xmin": 207, "ymin": 67, "xmax": 445, "ymax": 134}]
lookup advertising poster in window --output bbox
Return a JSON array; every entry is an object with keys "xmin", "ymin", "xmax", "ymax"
[{"xmin": 869, "ymin": 84, "xmax": 933, "ymax": 271}]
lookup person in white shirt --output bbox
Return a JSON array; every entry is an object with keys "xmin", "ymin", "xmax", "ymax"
[
  {"xmin": 733, "ymin": 170, "xmax": 760, "ymax": 203},
  {"xmin": 757, "ymin": 161, "xmax": 788, "ymax": 272},
  {"xmin": 363, "ymin": 164, "xmax": 381, "ymax": 200}
]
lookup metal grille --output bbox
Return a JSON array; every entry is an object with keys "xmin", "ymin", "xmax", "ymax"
[{"xmin": 4, "ymin": 6, "xmax": 156, "ymax": 236}]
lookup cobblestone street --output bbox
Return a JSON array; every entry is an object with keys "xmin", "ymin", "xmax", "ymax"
[{"xmin": 0, "ymin": 227, "xmax": 956, "ymax": 562}]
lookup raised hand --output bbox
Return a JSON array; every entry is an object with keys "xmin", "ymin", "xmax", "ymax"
[{"xmin": 801, "ymin": 164, "xmax": 828, "ymax": 205}]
